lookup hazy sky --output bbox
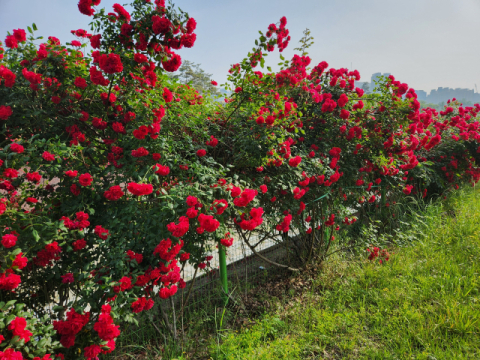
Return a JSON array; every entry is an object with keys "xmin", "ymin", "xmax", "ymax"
[{"xmin": 1, "ymin": 0, "xmax": 479, "ymax": 93}]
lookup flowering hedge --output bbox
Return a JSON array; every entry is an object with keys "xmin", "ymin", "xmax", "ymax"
[{"xmin": 0, "ymin": 0, "xmax": 479, "ymax": 358}]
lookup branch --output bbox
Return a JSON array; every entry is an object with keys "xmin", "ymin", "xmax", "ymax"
[{"xmin": 237, "ymin": 227, "xmax": 300, "ymax": 272}]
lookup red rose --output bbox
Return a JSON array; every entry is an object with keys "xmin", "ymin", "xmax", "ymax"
[
  {"xmin": 89, "ymin": 66, "xmax": 109, "ymax": 86},
  {"xmin": 104, "ymin": 185, "xmax": 124, "ymax": 201},
  {"xmin": 163, "ymin": 87, "xmax": 173, "ymax": 102},
  {"xmin": 1, "ymin": 234, "xmax": 17, "ymax": 248},
  {"xmin": 186, "ymin": 17, "xmax": 197, "ymax": 34},
  {"xmin": 127, "ymin": 182, "xmax": 153, "ymax": 196},
  {"xmin": 134, "ymin": 53, "xmax": 148, "ymax": 63},
  {"xmin": 84, "ymin": 345, "xmax": 102, "ymax": 359},
  {"xmin": 162, "ymin": 53, "xmax": 182, "ymax": 72},
  {"xmin": 90, "ymin": 34, "xmax": 101, "ymax": 48},
  {"xmin": 288, "ymin": 156, "xmax": 302, "ymax": 167},
  {"xmin": 12, "ymin": 253, "xmax": 28, "ymax": 269},
  {"xmin": 94, "ymin": 225, "xmax": 109, "ymax": 240},
  {"xmin": 42, "ymin": 151, "xmax": 55, "ymax": 161},
  {"xmin": 152, "ymin": 15, "xmax": 172, "ymax": 34},
  {"xmin": 0, "ymin": 106, "xmax": 13, "ymax": 120},
  {"xmin": 154, "ymin": 164, "xmax": 170, "ymax": 176},
  {"xmin": 198, "ymin": 214, "xmax": 219, "ymax": 233},
  {"xmin": 70, "ymin": 184, "xmax": 81, "ymax": 196},
  {"xmin": 61, "ymin": 273, "xmax": 74, "ymax": 284},
  {"xmin": 13, "ymin": 29, "xmax": 27, "ymax": 42},
  {"xmin": 74, "ymin": 77, "xmax": 87, "ymax": 89},
  {"xmin": 3, "ymin": 168, "xmax": 18, "ymax": 179},
  {"xmin": 72, "ymin": 239, "xmax": 87, "ymax": 251},
  {"xmin": 98, "ymin": 53, "xmax": 123, "ymax": 74},
  {"xmin": 78, "ymin": 173, "xmax": 93, "ymax": 186}
]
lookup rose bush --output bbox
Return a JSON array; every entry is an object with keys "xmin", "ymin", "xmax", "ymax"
[{"xmin": 0, "ymin": 0, "xmax": 479, "ymax": 358}]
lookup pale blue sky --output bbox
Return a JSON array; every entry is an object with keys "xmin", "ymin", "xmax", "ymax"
[{"xmin": 1, "ymin": 0, "xmax": 480, "ymax": 93}]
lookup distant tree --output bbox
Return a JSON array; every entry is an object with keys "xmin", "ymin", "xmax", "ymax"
[
  {"xmin": 419, "ymin": 100, "xmax": 443, "ymax": 110},
  {"xmin": 459, "ymin": 98, "xmax": 474, "ymax": 106},
  {"xmin": 362, "ymin": 82, "xmax": 370, "ymax": 94},
  {"xmin": 169, "ymin": 60, "xmax": 220, "ymax": 95}
]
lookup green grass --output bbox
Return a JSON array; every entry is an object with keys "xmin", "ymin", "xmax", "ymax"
[{"xmin": 210, "ymin": 187, "xmax": 480, "ymax": 360}]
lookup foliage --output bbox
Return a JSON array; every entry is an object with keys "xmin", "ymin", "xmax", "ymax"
[
  {"xmin": 0, "ymin": 0, "xmax": 479, "ymax": 358},
  {"xmin": 293, "ymin": 28, "xmax": 314, "ymax": 57}
]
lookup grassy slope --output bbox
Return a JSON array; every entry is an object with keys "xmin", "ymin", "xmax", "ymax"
[{"xmin": 210, "ymin": 187, "xmax": 480, "ymax": 360}]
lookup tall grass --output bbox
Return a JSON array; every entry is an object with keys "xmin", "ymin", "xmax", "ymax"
[{"xmin": 210, "ymin": 186, "xmax": 480, "ymax": 359}]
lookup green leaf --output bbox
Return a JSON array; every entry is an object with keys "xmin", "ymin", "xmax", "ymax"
[
  {"xmin": 27, "ymin": 26, "xmax": 33, "ymax": 34},
  {"xmin": 36, "ymin": 338, "xmax": 47, "ymax": 348},
  {"xmin": 6, "ymin": 314, "xmax": 16, "ymax": 324},
  {"xmin": 32, "ymin": 229, "xmax": 40, "ymax": 242},
  {"xmin": 5, "ymin": 300, "xmax": 16, "ymax": 309},
  {"xmin": 32, "ymin": 23, "xmax": 38, "ymax": 31},
  {"xmin": 10, "ymin": 248, "xmax": 22, "ymax": 257}
]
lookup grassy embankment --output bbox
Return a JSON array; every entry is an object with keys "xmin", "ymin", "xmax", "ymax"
[{"xmin": 209, "ymin": 187, "xmax": 480, "ymax": 359}]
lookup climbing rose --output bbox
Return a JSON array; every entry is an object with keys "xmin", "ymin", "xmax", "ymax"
[
  {"xmin": 104, "ymin": 185, "xmax": 124, "ymax": 201},
  {"xmin": 181, "ymin": 33, "xmax": 196, "ymax": 48},
  {"xmin": 163, "ymin": 87, "xmax": 173, "ymax": 102},
  {"xmin": 5, "ymin": 36, "xmax": 18, "ymax": 49},
  {"xmin": 233, "ymin": 189, "xmax": 257, "ymax": 207},
  {"xmin": 74, "ymin": 77, "xmax": 87, "ymax": 89},
  {"xmin": 206, "ymin": 135, "xmax": 218, "ymax": 147},
  {"xmin": 134, "ymin": 53, "xmax": 148, "ymax": 63},
  {"xmin": 95, "ymin": 225, "xmax": 109, "ymax": 240},
  {"xmin": 3, "ymin": 168, "xmax": 18, "ymax": 179},
  {"xmin": 288, "ymin": 156, "xmax": 302, "ymax": 167},
  {"xmin": 78, "ymin": 0, "xmax": 97, "ymax": 16},
  {"xmin": 1, "ymin": 234, "xmax": 17, "ymax": 248},
  {"xmin": 167, "ymin": 217, "xmax": 190, "ymax": 237},
  {"xmin": 89, "ymin": 66, "xmax": 109, "ymax": 85},
  {"xmin": 220, "ymin": 233, "xmax": 234, "ymax": 247},
  {"xmin": 162, "ymin": 53, "xmax": 182, "ymax": 72},
  {"xmin": 0, "ymin": 105, "xmax": 13, "ymax": 120},
  {"xmin": 98, "ymin": 53, "xmax": 123, "ymax": 74},
  {"xmin": 198, "ymin": 214, "xmax": 220, "ymax": 233},
  {"xmin": 10, "ymin": 143, "xmax": 25, "ymax": 154},
  {"xmin": 12, "ymin": 253, "xmax": 28, "ymax": 269},
  {"xmin": 78, "ymin": 173, "xmax": 93, "ymax": 186},
  {"xmin": 152, "ymin": 15, "xmax": 171, "ymax": 34},
  {"xmin": 127, "ymin": 182, "xmax": 153, "ymax": 196},
  {"xmin": 73, "ymin": 239, "xmax": 87, "ymax": 251},
  {"xmin": 61, "ymin": 273, "xmax": 74, "ymax": 284},
  {"xmin": 42, "ymin": 151, "xmax": 55, "ymax": 161},
  {"xmin": 112, "ymin": 3, "xmax": 131, "ymax": 22},
  {"xmin": 13, "ymin": 29, "xmax": 27, "ymax": 42},
  {"xmin": 276, "ymin": 214, "xmax": 292, "ymax": 233},
  {"xmin": 186, "ymin": 17, "xmax": 197, "ymax": 34},
  {"xmin": 154, "ymin": 164, "xmax": 170, "ymax": 176},
  {"xmin": 84, "ymin": 345, "xmax": 102, "ymax": 359},
  {"xmin": 90, "ymin": 34, "xmax": 101, "ymax": 48},
  {"xmin": 196, "ymin": 149, "xmax": 206, "ymax": 157},
  {"xmin": 8, "ymin": 316, "xmax": 32, "ymax": 342},
  {"xmin": 186, "ymin": 196, "xmax": 198, "ymax": 207},
  {"xmin": 186, "ymin": 207, "xmax": 198, "ymax": 218}
]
